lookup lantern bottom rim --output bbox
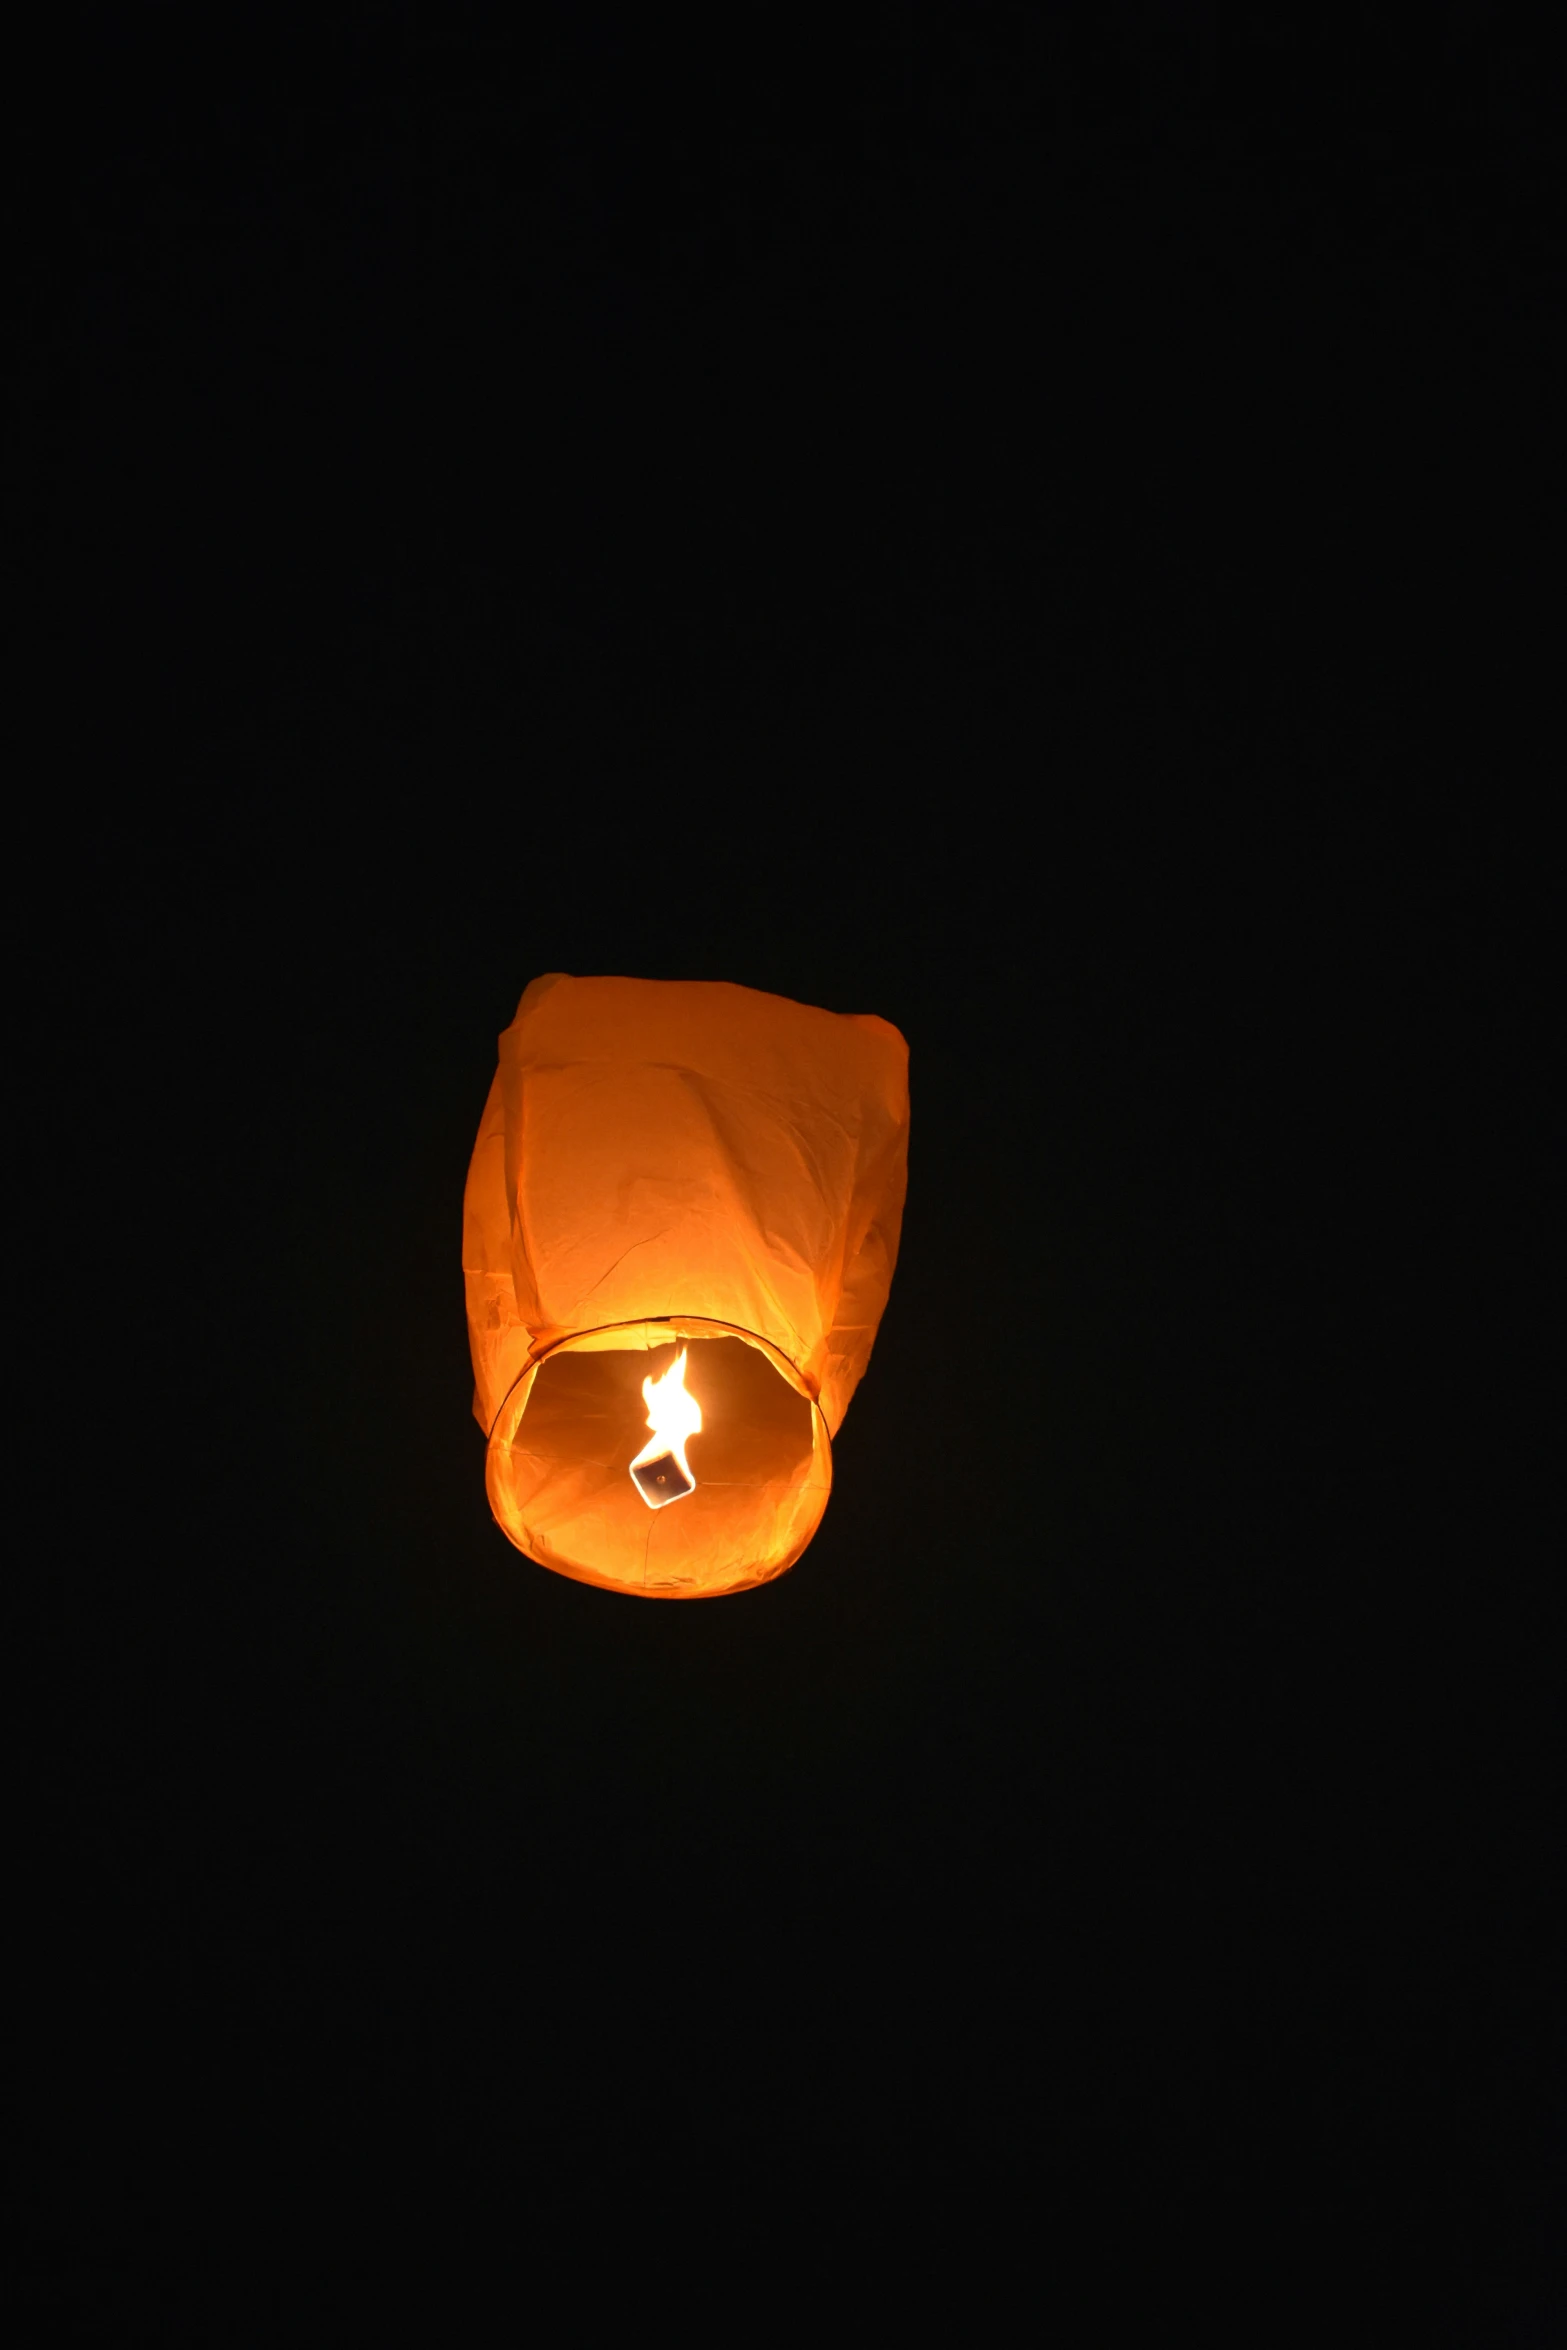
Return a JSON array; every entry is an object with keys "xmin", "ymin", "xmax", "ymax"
[{"xmin": 484, "ymin": 1316, "xmax": 832, "ymax": 1598}]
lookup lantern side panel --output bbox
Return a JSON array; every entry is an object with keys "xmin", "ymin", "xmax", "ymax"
[
  {"xmin": 462, "ymin": 1067, "xmax": 533, "ymax": 1432},
  {"xmin": 491, "ymin": 976, "xmax": 907, "ymax": 1420}
]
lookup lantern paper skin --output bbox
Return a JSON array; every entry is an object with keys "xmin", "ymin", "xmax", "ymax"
[{"xmin": 463, "ymin": 974, "xmax": 909, "ymax": 1597}]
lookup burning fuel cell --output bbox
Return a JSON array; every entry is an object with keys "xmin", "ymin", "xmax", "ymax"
[
  {"xmin": 630, "ymin": 1349, "xmax": 702, "ymax": 1509},
  {"xmin": 630, "ymin": 1450, "xmax": 696, "ymax": 1507}
]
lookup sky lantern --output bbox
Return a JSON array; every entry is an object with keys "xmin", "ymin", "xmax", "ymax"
[{"xmin": 463, "ymin": 974, "xmax": 909, "ymax": 1597}]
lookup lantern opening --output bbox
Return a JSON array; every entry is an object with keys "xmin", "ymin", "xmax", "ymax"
[
  {"xmin": 629, "ymin": 1347, "xmax": 702, "ymax": 1508},
  {"xmin": 486, "ymin": 1324, "xmax": 828, "ymax": 1597}
]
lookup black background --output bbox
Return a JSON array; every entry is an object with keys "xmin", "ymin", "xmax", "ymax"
[{"xmin": 27, "ymin": 7, "xmax": 1560, "ymax": 2336}]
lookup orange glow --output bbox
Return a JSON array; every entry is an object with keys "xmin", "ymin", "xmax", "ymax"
[
  {"xmin": 629, "ymin": 1348, "xmax": 703, "ymax": 1507},
  {"xmin": 466, "ymin": 974, "xmax": 909, "ymax": 1593}
]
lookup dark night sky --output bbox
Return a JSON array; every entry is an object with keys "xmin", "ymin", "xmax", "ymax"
[{"xmin": 25, "ymin": 9, "xmax": 1560, "ymax": 2337}]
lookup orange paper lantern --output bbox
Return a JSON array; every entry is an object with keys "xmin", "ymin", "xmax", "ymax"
[{"xmin": 463, "ymin": 974, "xmax": 909, "ymax": 1597}]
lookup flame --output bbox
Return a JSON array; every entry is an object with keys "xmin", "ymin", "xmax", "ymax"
[{"xmin": 629, "ymin": 1347, "xmax": 703, "ymax": 1503}]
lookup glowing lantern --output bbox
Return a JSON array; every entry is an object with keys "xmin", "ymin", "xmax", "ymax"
[{"xmin": 463, "ymin": 974, "xmax": 909, "ymax": 1597}]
